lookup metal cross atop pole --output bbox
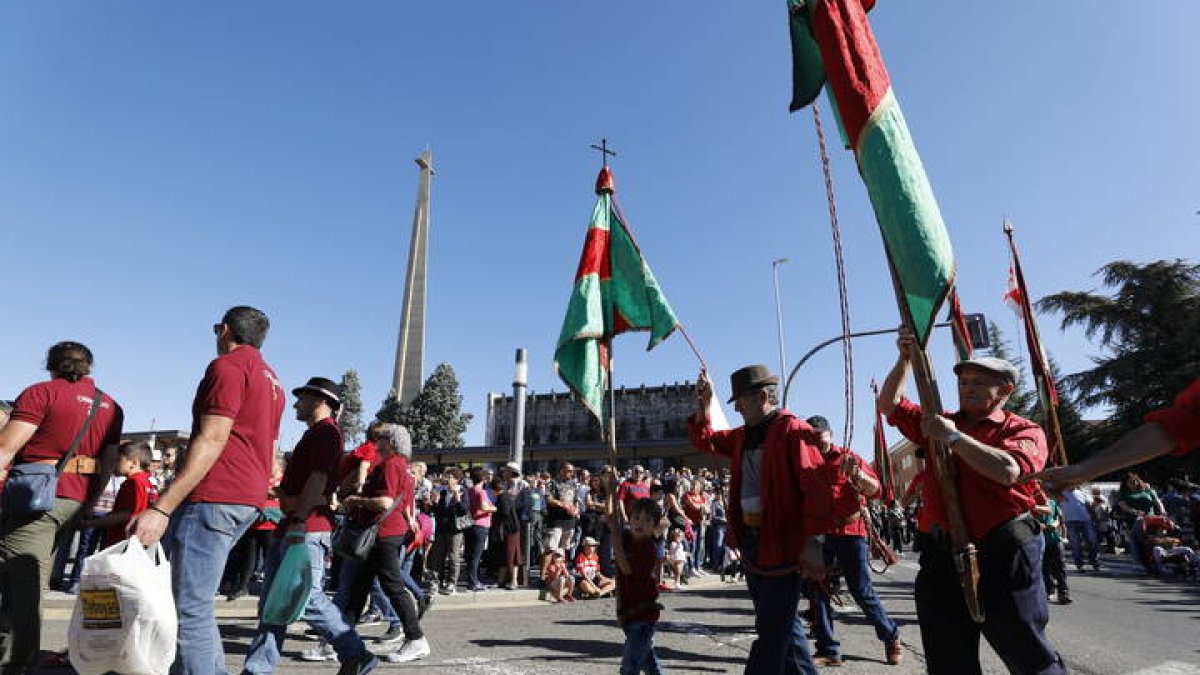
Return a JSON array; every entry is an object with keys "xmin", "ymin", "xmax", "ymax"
[{"xmin": 590, "ymin": 138, "xmax": 617, "ymax": 167}]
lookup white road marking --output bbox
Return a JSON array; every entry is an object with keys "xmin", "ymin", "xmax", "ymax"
[{"xmin": 1126, "ymin": 663, "xmax": 1200, "ymax": 675}]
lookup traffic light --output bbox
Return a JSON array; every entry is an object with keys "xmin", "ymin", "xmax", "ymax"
[{"xmin": 965, "ymin": 313, "xmax": 989, "ymax": 350}]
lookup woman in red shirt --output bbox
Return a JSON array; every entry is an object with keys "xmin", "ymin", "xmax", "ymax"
[
  {"xmin": 341, "ymin": 424, "xmax": 431, "ymax": 664},
  {"xmin": 0, "ymin": 342, "xmax": 124, "ymax": 671}
]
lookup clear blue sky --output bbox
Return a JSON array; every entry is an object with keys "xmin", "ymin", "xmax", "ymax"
[{"xmin": 3, "ymin": 3, "xmax": 1197, "ymax": 452}]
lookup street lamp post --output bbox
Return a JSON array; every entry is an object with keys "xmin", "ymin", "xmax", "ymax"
[{"xmin": 772, "ymin": 258, "xmax": 791, "ymax": 378}]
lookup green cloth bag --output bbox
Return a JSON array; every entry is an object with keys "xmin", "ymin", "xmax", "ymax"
[{"xmin": 261, "ymin": 532, "xmax": 312, "ymax": 626}]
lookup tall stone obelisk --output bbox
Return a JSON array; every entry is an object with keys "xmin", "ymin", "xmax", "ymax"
[{"xmin": 391, "ymin": 149, "xmax": 433, "ymax": 406}]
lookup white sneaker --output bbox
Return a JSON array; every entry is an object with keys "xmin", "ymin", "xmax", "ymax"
[
  {"xmin": 385, "ymin": 637, "xmax": 431, "ymax": 663},
  {"xmin": 299, "ymin": 640, "xmax": 337, "ymax": 662}
]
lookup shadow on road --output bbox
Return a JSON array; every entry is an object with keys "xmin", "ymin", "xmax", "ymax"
[{"xmin": 472, "ymin": 636, "xmax": 742, "ymax": 670}]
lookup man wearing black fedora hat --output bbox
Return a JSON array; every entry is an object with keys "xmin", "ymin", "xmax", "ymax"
[
  {"xmin": 877, "ymin": 330, "xmax": 1064, "ymax": 675},
  {"xmin": 688, "ymin": 365, "xmax": 832, "ymax": 675},
  {"xmin": 242, "ymin": 376, "xmax": 378, "ymax": 675}
]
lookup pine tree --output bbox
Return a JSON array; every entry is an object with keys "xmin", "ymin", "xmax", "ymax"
[
  {"xmin": 1039, "ymin": 259, "xmax": 1200, "ymax": 444},
  {"xmin": 375, "ymin": 363, "xmax": 473, "ymax": 450},
  {"xmin": 338, "ymin": 370, "xmax": 365, "ymax": 446},
  {"xmin": 1042, "ymin": 356, "xmax": 1094, "ymax": 465},
  {"xmin": 983, "ymin": 321, "xmax": 1037, "ymax": 417}
]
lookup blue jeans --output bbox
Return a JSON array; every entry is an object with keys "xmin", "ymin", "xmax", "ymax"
[
  {"xmin": 620, "ymin": 621, "xmax": 663, "ymax": 675},
  {"xmin": 811, "ymin": 535, "xmax": 898, "ymax": 658},
  {"xmin": 1065, "ymin": 521, "xmax": 1098, "ymax": 568},
  {"xmin": 243, "ymin": 532, "xmax": 368, "ymax": 673},
  {"xmin": 168, "ymin": 502, "xmax": 258, "ymax": 675},
  {"xmin": 741, "ymin": 533, "xmax": 817, "ymax": 675},
  {"xmin": 689, "ymin": 523, "xmax": 706, "ymax": 573},
  {"xmin": 335, "ymin": 557, "xmax": 399, "ymax": 626}
]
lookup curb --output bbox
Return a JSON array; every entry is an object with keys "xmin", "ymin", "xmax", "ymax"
[{"xmin": 42, "ymin": 574, "xmax": 730, "ymax": 621}]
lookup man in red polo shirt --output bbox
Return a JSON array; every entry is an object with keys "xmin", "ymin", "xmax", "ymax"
[
  {"xmin": 1036, "ymin": 377, "xmax": 1200, "ymax": 489},
  {"xmin": 803, "ymin": 414, "xmax": 901, "ymax": 667},
  {"xmin": 243, "ymin": 377, "xmax": 375, "ymax": 674},
  {"xmin": 128, "ymin": 306, "xmax": 286, "ymax": 675},
  {"xmin": 877, "ymin": 331, "xmax": 1065, "ymax": 675}
]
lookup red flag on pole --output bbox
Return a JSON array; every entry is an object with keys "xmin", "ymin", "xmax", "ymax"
[{"xmin": 1002, "ymin": 220, "xmax": 1066, "ymax": 465}]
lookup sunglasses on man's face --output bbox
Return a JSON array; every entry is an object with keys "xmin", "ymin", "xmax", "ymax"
[{"xmin": 212, "ymin": 323, "xmax": 223, "ymax": 336}]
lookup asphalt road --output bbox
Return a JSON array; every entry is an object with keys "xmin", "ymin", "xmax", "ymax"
[{"xmin": 39, "ymin": 551, "xmax": 1200, "ymax": 674}]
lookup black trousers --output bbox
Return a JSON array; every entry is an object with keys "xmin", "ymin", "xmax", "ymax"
[
  {"xmin": 346, "ymin": 536, "xmax": 423, "ymax": 640},
  {"xmin": 915, "ymin": 526, "xmax": 1065, "ymax": 675},
  {"xmin": 1042, "ymin": 540, "xmax": 1069, "ymax": 597}
]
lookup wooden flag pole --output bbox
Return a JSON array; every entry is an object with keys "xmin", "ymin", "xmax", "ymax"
[
  {"xmin": 605, "ymin": 339, "xmax": 618, "ymax": 467},
  {"xmin": 888, "ymin": 265, "xmax": 984, "ymax": 623},
  {"xmin": 1004, "ymin": 223, "xmax": 1069, "ymax": 467}
]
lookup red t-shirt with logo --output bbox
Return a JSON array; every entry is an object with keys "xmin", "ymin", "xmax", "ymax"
[
  {"xmin": 187, "ymin": 346, "xmax": 285, "ymax": 507},
  {"xmin": 617, "ymin": 480, "xmax": 650, "ymax": 514},
  {"xmin": 338, "ymin": 440, "xmax": 378, "ymax": 483},
  {"xmin": 279, "ymin": 417, "xmax": 341, "ymax": 532},
  {"xmin": 360, "ymin": 454, "xmax": 413, "ymax": 539},
  {"xmin": 10, "ymin": 376, "xmax": 124, "ymax": 502},
  {"xmin": 107, "ymin": 470, "xmax": 153, "ymax": 545},
  {"xmin": 887, "ymin": 397, "xmax": 1047, "ymax": 542}
]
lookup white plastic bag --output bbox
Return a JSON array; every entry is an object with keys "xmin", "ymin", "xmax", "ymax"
[{"xmin": 68, "ymin": 535, "xmax": 177, "ymax": 675}]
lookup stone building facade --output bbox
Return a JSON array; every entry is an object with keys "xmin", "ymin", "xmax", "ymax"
[{"xmin": 485, "ymin": 381, "xmax": 698, "ymax": 447}]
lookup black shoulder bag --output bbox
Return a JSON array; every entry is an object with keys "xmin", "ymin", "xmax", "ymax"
[{"xmin": 333, "ymin": 497, "xmax": 401, "ymax": 561}]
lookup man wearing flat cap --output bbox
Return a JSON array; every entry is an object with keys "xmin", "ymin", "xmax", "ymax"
[
  {"xmin": 877, "ymin": 331, "xmax": 1065, "ymax": 675},
  {"xmin": 243, "ymin": 376, "xmax": 376, "ymax": 674},
  {"xmin": 688, "ymin": 365, "xmax": 832, "ymax": 675}
]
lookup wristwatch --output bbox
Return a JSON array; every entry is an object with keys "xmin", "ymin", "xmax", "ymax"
[{"xmin": 943, "ymin": 431, "xmax": 963, "ymax": 446}]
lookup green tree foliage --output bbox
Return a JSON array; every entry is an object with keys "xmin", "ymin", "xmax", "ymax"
[
  {"xmin": 338, "ymin": 369, "xmax": 365, "ymax": 447},
  {"xmin": 984, "ymin": 321, "xmax": 1037, "ymax": 417},
  {"xmin": 375, "ymin": 363, "xmax": 473, "ymax": 450},
  {"xmin": 1039, "ymin": 260, "xmax": 1200, "ymax": 448},
  {"xmin": 1041, "ymin": 357, "xmax": 1094, "ymax": 465}
]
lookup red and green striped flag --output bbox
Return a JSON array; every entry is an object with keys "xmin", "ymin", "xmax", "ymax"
[
  {"xmin": 554, "ymin": 167, "xmax": 679, "ymax": 421},
  {"xmin": 788, "ymin": 0, "xmax": 954, "ymax": 346}
]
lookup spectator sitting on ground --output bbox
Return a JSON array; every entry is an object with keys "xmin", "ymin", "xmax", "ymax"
[
  {"xmin": 543, "ymin": 549, "xmax": 575, "ymax": 602},
  {"xmin": 574, "ymin": 537, "xmax": 615, "ymax": 598}
]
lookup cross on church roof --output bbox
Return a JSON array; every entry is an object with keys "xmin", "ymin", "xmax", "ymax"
[{"xmin": 590, "ymin": 138, "xmax": 617, "ymax": 168}]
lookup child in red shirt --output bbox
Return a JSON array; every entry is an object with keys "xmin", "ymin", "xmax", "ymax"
[
  {"xmin": 606, "ymin": 471, "xmax": 667, "ymax": 675},
  {"xmin": 82, "ymin": 441, "xmax": 155, "ymax": 547},
  {"xmin": 575, "ymin": 537, "xmax": 616, "ymax": 598}
]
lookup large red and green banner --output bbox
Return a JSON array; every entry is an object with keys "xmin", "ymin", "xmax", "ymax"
[
  {"xmin": 554, "ymin": 167, "xmax": 679, "ymax": 421},
  {"xmin": 788, "ymin": 0, "xmax": 954, "ymax": 346}
]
